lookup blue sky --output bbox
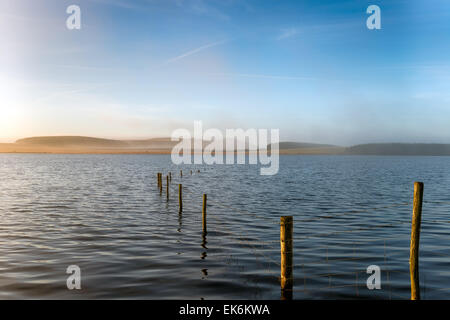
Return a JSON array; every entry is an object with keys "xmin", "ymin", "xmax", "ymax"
[{"xmin": 1, "ymin": 0, "xmax": 450, "ymax": 145}]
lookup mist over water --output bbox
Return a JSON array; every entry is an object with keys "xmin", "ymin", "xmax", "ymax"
[{"xmin": 0, "ymin": 154, "xmax": 449, "ymax": 299}]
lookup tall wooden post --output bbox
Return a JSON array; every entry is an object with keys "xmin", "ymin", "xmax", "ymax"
[
  {"xmin": 410, "ymin": 182, "xmax": 424, "ymax": 300},
  {"xmin": 166, "ymin": 175, "xmax": 169, "ymax": 201},
  {"xmin": 178, "ymin": 184, "xmax": 183, "ymax": 213},
  {"xmin": 202, "ymin": 194, "xmax": 207, "ymax": 234},
  {"xmin": 280, "ymin": 216, "xmax": 293, "ymax": 300}
]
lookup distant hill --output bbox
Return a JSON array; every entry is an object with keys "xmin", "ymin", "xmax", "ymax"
[
  {"xmin": 269, "ymin": 142, "xmax": 338, "ymax": 149},
  {"xmin": 16, "ymin": 136, "xmax": 127, "ymax": 147},
  {"xmin": 14, "ymin": 136, "xmax": 256, "ymax": 151},
  {"xmin": 4, "ymin": 137, "xmax": 450, "ymax": 155},
  {"xmin": 15, "ymin": 136, "xmax": 183, "ymax": 149},
  {"xmin": 2, "ymin": 136, "xmax": 177, "ymax": 153},
  {"xmin": 346, "ymin": 143, "xmax": 450, "ymax": 155},
  {"xmin": 268, "ymin": 142, "xmax": 450, "ymax": 155},
  {"xmin": 6, "ymin": 136, "xmax": 219, "ymax": 153},
  {"xmin": 268, "ymin": 141, "xmax": 345, "ymax": 155}
]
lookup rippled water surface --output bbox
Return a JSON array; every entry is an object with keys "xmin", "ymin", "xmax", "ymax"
[{"xmin": 0, "ymin": 154, "xmax": 449, "ymax": 299}]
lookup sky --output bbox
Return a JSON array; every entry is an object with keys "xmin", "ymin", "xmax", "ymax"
[{"xmin": 1, "ymin": 0, "xmax": 450, "ymax": 145}]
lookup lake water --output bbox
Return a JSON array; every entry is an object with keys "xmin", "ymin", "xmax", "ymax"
[{"xmin": 0, "ymin": 154, "xmax": 449, "ymax": 299}]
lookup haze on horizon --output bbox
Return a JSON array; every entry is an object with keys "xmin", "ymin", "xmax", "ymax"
[{"xmin": 1, "ymin": 0, "xmax": 450, "ymax": 145}]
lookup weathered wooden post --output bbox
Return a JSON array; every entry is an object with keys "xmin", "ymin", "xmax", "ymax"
[
  {"xmin": 280, "ymin": 216, "xmax": 293, "ymax": 300},
  {"xmin": 166, "ymin": 175, "xmax": 169, "ymax": 201},
  {"xmin": 178, "ymin": 184, "xmax": 183, "ymax": 212},
  {"xmin": 410, "ymin": 181, "xmax": 424, "ymax": 300},
  {"xmin": 202, "ymin": 194, "xmax": 207, "ymax": 234},
  {"xmin": 180, "ymin": 170, "xmax": 183, "ymax": 177},
  {"xmin": 159, "ymin": 173, "xmax": 162, "ymax": 195},
  {"xmin": 157, "ymin": 173, "xmax": 160, "ymax": 190}
]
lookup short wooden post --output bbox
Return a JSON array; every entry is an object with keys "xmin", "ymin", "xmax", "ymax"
[
  {"xmin": 169, "ymin": 172, "xmax": 172, "ymax": 182},
  {"xmin": 410, "ymin": 182, "xmax": 424, "ymax": 300},
  {"xmin": 180, "ymin": 170, "xmax": 183, "ymax": 177},
  {"xmin": 202, "ymin": 194, "xmax": 207, "ymax": 234},
  {"xmin": 280, "ymin": 216, "xmax": 293, "ymax": 299},
  {"xmin": 166, "ymin": 175, "xmax": 169, "ymax": 201},
  {"xmin": 178, "ymin": 184, "xmax": 183, "ymax": 212}
]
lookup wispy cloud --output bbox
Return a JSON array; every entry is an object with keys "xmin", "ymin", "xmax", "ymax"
[
  {"xmin": 208, "ymin": 73, "xmax": 314, "ymax": 81},
  {"xmin": 164, "ymin": 39, "xmax": 228, "ymax": 65},
  {"xmin": 27, "ymin": 82, "xmax": 116, "ymax": 105},
  {"xmin": 174, "ymin": 0, "xmax": 230, "ymax": 21},
  {"xmin": 276, "ymin": 19, "xmax": 362, "ymax": 40},
  {"xmin": 91, "ymin": 0, "xmax": 143, "ymax": 10},
  {"xmin": 277, "ymin": 27, "xmax": 300, "ymax": 40}
]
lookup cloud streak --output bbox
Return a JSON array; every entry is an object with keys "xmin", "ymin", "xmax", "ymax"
[
  {"xmin": 208, "ymin": 72, "xmax": 314, "ymax": 81},
  {"xmin": 277, "ymin": 27, "xmax": 300, "ymax": 40},
  {"xmin": 164, "ymin": 39, "xmax": 228, "ymax": 65},
  {"xmin": 91, "ymin": 0, "xmax": 143, "ymax": 10}
]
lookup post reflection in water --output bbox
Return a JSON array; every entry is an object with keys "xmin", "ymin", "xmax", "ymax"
[
  {"xmin": 177, "ymin": 213, "xmax": 182, "ymax": 233},
  {"xmin": 176, "ymin": 213, "xmax": 183, "ymax": 255},
  {"xmin": 201, "ymin": 232, "xmax": 208, "ymax": 260},
  {"xmin": 201, "ymin": 268, "xmax": 208, "ymax": 280},
  {"xmin": 201, "ymin": 232, "xmax": 208, "ymax": 279}
]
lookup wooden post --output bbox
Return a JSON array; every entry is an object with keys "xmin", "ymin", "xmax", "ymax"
[
  {"xmin": 180, "ymin": 170, "xmax": 183, "ymax": 177},
  {"xmin": 159, "ymin": 173, "xmax": 162, "ymax": 195},
  {"xmin": 169, "ymin": 172, "xmax": 172, "ymax": 182},
  {"xmin": 178, "ymin": 184, "xmax": 183, "ymax": 212},
  {"xmin": 410, "ymin": 182, "xmax": 424, "ymax": 300},
  {"xmin": 190, "ymin": 170, "xmax": 193, "ymax": 175},
  {"xmin": 280, "ymin": 216, "xmax": 293, "ymax": 299},
  {"xmin": 202, "ymin": 194, "xmax": 207, "ymax": 234},
  {"xmin": 157, "ymin": 173, "xmax": 160, "ymax": 188},
  {"xmin": 166, "ymin": 175, "xmax": 169, "ymax": 201}
]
